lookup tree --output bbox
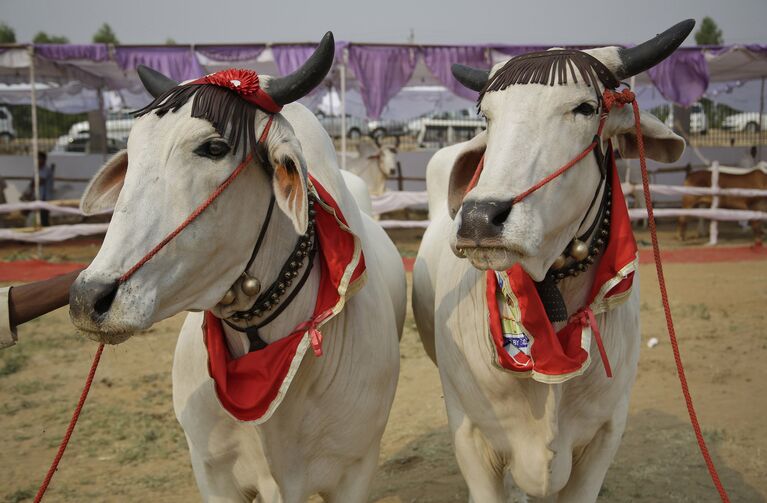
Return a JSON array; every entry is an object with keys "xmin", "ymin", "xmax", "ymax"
[
  {"xmin": 92, "ymin": 23, "xmax": 119, "ymax": 44},
  {"xmin": 0, "ymin": 23, "xmax": 16, "ymax": 43},
  {"xmin": 695, "ymin": 16, "xmax": 723, "ymax": 45},
  {"xmin": 165, "ymin": 38, "xmax": 177, "ymax": 45},
  {"xmin": 33, "ymin": 32, "xmax": 70, "ymax": 44}
]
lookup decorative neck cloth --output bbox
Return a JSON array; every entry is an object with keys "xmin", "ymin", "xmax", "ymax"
[
  {"xmin": 203, "ymin": 176, "xmax": 366, "ymax": 423},
  {"xmin": 486, "ymin": 157, "xmax": 637, "ymax": 384},
  {"xmin": 190, "ymin": 68, "xmax": 283, "ymax": 114}
]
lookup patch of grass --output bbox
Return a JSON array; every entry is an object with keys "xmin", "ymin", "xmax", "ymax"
[
  {"xmin": 0, "ymin": 352, "xmax": 28, "ymax": 377},
  {"xmin": 4, "ymin": 488, "xmax": 33, "ymax": 503},
  {"xmin": 136, "ymin": 473, "xmax": 173, "ymax": 490},
  {"xmin": 1, "ymin": 399, "xmax": 37, "ymax": 416},
  {"xmin": 703, "ymin": 428, "xmax": 727, "ymax": 444},
  {"xmin": 13, "ymin": 379, "xmax": 58, "ymax": 394},
  {"xmin": 678, "ymin": 303, "xmax": 711, "ymax": 320}
]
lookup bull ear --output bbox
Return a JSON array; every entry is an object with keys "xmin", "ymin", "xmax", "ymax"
[
  {"xmin": 271, "ymin": 141, "xmax": 309, "ymax": 235},
  {"xmin": 80, "ymin": 150, "xmax": 128, "ymax": 215},
  {"xmin": 608, "ymin": 109, "xmax": 685, "ymax": 163},
  {"xmin": 447, "ymin": 131, "xmax": 486, "ymax": 219}
]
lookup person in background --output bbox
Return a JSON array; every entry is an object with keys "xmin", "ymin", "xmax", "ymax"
[
  {"xmin": 37, "ymin": 151, "xmax": 56, "ymax": 226},
  {"xmin": 0, "ymin": 268, "xmax": 83, "ymax": 349},
  {"xmin": 739, "ymin": 145, "xmax": 758, "ymax": 170}
]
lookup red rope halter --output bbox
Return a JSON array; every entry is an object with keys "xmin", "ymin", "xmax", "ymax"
[{"xmin": 34, "ymin": 116, "xmax": 274, "ymax": 502}]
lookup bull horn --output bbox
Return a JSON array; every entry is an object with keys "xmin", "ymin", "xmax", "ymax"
[
  {"xmin": 616, "ymin": 19, "xmax": 696, "ymax": 79},
  {"xmin": 137, "ymin": 65, "xmax": 178, "ymax": 98},
  {"xmin": 451, "ymin": 64, "xmax": 490, "ymax": 92},
  {"xmin": 265, "ymin": 31, "xmax": 335, "ymax": 105}
]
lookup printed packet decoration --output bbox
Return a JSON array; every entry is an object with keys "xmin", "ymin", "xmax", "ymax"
[{"xmin": 496, "ymin": 272, "xmax": 533, "ymax": 367}]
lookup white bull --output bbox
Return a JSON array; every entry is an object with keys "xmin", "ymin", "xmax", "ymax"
[
  {"xmin": 341, "ymin": 139, "xmax": 398, "ymax": 196},
  {"xmin": 69, "ymin": 33, "xmax": 405, "ymax": 503},
  {"xmin": 413, "ymin": 21, "xmax": 692, "ymax": 502}
]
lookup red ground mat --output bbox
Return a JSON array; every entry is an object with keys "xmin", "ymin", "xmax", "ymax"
[
  {"xmin": 0, "ymin": 260, "xmax": 87, "ymax": 282},
  {"xmin": 1, "ymin": 245, "xmax": 765, "ymax": 281}
]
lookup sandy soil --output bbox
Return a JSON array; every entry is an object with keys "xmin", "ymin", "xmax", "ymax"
[{"xmin": 1, "ymin": 229, "xmax": 766, "ymax": 502}]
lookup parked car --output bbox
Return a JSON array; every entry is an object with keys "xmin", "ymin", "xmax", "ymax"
[
  {"xmin": 721, "ymin": 112, "xmax": 767, "ymax": 132},
  {"xmin": 63, "ymin": 135, "xmax": 126, "ymax": 154},
  {"xmin": 664, "ymin": 102, "xmax": 707, "ymax": 134},
  {"xmin": 66, "ymin": 110, "xmax": 136, "ymax": 143},
  {"xmin": 315, "ymin": 112, "xmax": 368, "ymax": 139},
  {"xmin": 367, "ymin": 119, "xmax": 410, "ymax": 140},
  {"xmin": 0, "ymin": 106, "xmax": 16, "ymax": 142},
  {"xmin": 408, "ymin": 108, "xmax": 486, "ymax": 148}
]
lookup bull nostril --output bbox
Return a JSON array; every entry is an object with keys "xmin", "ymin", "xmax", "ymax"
[
  {"xmin": 492, "ymin": 205, "xmax": 512, "ymax": 227},
  {"xmin": 94, "ymin": 282, "xmax": 120, "ymax": 315}
]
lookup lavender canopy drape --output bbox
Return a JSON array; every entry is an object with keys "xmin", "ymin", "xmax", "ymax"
[
  {"xmin": 647, "ymin": 48, "xmax": 709, "ymax": 106},
  {"xmin": 348, "ymin": 46, "xmax": 416, "ymax": 119},
  {"xmin": 115, "ymin": 47, "xmax": 205, "ymax": 82},
  {"xmin": 423, "ymin": 46, "xmax": 491, "ymax": 101},
  {"xmin": 195, "ymin": 45, "xmax": 266, "ymax": 62},
  {"xmin": 35, "ymin": 44, "xmax": 109, "ymax": 62}
]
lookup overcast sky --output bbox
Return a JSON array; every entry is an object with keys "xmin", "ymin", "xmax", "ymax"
[{"xmin": 1, "ymin": 0, "xmax": 765, "ymax": 46}]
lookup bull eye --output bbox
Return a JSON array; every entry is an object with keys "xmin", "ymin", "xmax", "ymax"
[
  {"xmin": 194, "ymin": 140, "xmax": 231, "ymax": 160},
  {"xmin": 573, "ymin": 102, "xmax": 596, "ymax": 117}
]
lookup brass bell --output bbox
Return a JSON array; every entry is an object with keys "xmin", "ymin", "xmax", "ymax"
[
  {"xmin": 220, "ymin": 288, "xmax": 236, "ymax": 305},
  {"xmin": 570, "ymin": 239, "xmax": 589, "ymax": 261},
  {"xmin": 551, "ymin": 253, "xmax": 567, "ymax": 270},
  {"xmin": 241, "ymin": 275, "xmax": 261, "ymax": 297}
]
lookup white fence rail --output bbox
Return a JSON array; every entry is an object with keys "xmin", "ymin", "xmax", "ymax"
[{"xmin": 2, "ymin": 163, "xmax": 766, "ymax": 243}]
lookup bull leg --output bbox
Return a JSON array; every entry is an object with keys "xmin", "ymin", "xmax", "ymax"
[
  {"xmin": 324, "ymin": 446, "xmax": 380, "ymax": 503},
  {"xmin": 553, "ymin": 409, "xmax": 627, "ymax": 503},
  {"xmin": 676, "ymin": 216, "xmax": 687, "ymax": 241},
  {"xmin": 750, "ymin": 219, "xmax": 763, "ymax": 245},
  {"xmin": 186, "ymin": 437, "xmax": 268, "ymax": 503},
  {"xmin": 443, "ymin": 381, "xmax": 505, "ymax": 503}
]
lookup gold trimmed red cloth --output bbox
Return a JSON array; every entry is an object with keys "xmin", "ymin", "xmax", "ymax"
[
  {"xmin": 486, "ymin": 159, "xmax": 637, "ymax": 384},
  {"xmin": 203, "ymin": 176, "xmax": 365, "ymax": 422}
]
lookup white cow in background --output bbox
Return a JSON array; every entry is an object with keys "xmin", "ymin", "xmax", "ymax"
[
  {"xmin": 69, "ymin": 33, "xmax": 405, "ymax": 503},
  {"xmin": 340, "ymin": 138, "xmax": 398, "ymax": 196},
  {"xmin": 412, "ymin": 20, "xmax": 692, "ymax": 502}
]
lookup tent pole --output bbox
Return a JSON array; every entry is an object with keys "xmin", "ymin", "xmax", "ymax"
[
  {"xmin": 340, "ymin": 47, "xmax": 347, "ymax": 170},
  {"xmin": 29, "ymin": 46, "xmax": 41, "ymax": 229},
  {"xmin": 759, "ymin": 77, "xmax": 765, "ymax": 160}
]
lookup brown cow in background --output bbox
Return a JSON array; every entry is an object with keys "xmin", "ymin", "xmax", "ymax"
[{"xmin": 677, "ymin": 168, "xmax": 767, "ymax": 244}]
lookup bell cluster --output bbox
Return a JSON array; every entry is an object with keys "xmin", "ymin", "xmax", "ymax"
[
  {"xmin": 220, "ymin": 195, "xmax": 318, "ymax": 321},
  {"xmin": 548, "ymin": 186, "xmax": 612, "ymax": 283}
]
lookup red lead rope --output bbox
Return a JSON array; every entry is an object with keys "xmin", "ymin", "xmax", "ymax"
[
  {"xmin": 623, "ymin": 92, "xmax": 731, "ymax": 502},
  {"xmin": 34, "ymin": 117, "xmax": 274, "ymax": 502}
]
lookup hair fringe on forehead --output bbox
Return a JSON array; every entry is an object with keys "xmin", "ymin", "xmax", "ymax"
[
  {"xmin": 133, "ymin": 84, "xmax": 264, "ymax": 162},
  {"xmin": 479, "ymin": 49, "xmax": 620, "ymax": 104}
]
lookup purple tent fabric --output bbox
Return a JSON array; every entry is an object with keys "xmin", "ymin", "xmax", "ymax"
[
  {"xmin": 115, "ymin": 47, "xmax": 205, "ymax": 82},
  {"xmin": 423, "ymin": 46, "xmax": 490, "ymax": 101},
  {"xmin": 271, "ymin": 42, "xmax": 348, "ymax": 76},
  {"xmin": 35, "ymin": 44, "xmax": 109, "ymax": 61},
  {"xmin": 647, "ymin": 48, "xmax": 709, "ymax": 106},
  {"xmin": 348, "ymin": 46, "xmax": 416, "ymax": 119},
  {"xmin": 196, "ymin": 45, "xmax": 266, "ymax": 62}
]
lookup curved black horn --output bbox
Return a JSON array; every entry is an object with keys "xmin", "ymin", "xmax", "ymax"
[
  {"xmin": 451, "ymin": 64, "xmax": 490, "ymax": 92},
  {"xmin": 616, "ymin": 19, "xmax": 695, "ymax": 79},
  {"xmin": 265, "ymin": 31, "xmax": 335, "ymax": 105},
  {"xmin": 137, "ymin": 65, "xmax": 178, "ymax": 98}
]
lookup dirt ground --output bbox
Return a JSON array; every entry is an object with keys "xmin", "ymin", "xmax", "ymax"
[{"xmin": 1, "ymin": 224, "xmax": 766, "ymax": 503}]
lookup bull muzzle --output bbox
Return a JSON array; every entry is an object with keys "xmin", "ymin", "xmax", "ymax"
[
  {"xmin": 456, "ymin": 198, "xmax": 514, "ymax": 247},
  {"xmin": 69, "ymin": 275, "xmax": 135, "ymax": 343}
]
